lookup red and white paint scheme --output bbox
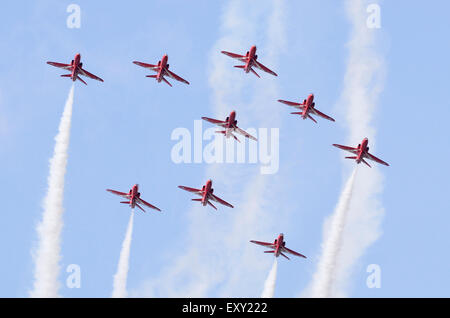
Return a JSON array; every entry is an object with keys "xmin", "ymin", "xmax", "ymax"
[
  {"xmin": 202, "ymin": 110, "xmax": 257, "ymax": 142},
  {"xmin": 133, "ymin": 54, "xmax": 189, "ymax": 87},
  {"xmin": 250, "ymin": 233, "xmax": 307, "ymax": 260},
  {"xmin": 178, "ymin": 179, "xmax": 234, "ymax": 210},
  {"xmin": 106, "ymin": 184, "xmax": 161, "ymax": 213},
  {"xmin": 47, "ymin": 53, "xmax": 104, "ymax": 85},
  {"xmin": 278, "ymin": 93, "xmax": 335, "ymax": 123},
  {"xmin": 221, "ymin": 45, "xmax": 277, "ymax": 78},
  {"xmin": 333, "ymin": 137, "xmax": 389, "ymax": 167}
]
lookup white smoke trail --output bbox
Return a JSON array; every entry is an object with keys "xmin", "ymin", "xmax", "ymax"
[
  {"xmin": 112, "ymin": 209, "xmax": 135, "ymax": 298},
  {"xmin": 332, "ymin": 0, "xmax": 386, "ymax": 297},
  {"xmin": 30, "ymin": 85, "xmax": 75, "ymax": 298},
  {"xmin": 305, "ymin": 0, "xmax": 386, "ymax": 297},
  {"xmin": 308, "ymin": 169, "xmax": 357, "ymax": 297},
  {"xmin": 261, "ymin": 258, "xmax": 278, "ymax": 298}
]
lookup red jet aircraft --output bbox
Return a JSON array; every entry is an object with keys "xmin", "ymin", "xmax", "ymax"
[
  {"xmin": 278, "ymin": 94, "xmax": 335, "ymax": 123},
  {"xmin": 47, "ymin": 53, "xmax": 104, "ymax": 85},
  {"xmin": 221, "ymin": 45, "xmax": 277, "ymax": 78},
  {"xmin": 133, "ymin": 54, "xmax": 189, "ymax": 87},
  {"xmin": 333, "ymin": 137, "xmax": 389, "ymax": 167},
  {"xmin": 202, "ymin": 111, "xmax": 257, "ymax": 142},
  {"xmin": 250, "ymin": 233, "xmax": 306, "ymax": 260},
  {"xmin": 178, "ymin": 179, "xmax": 234, "ymax": 210},
  {"xmin": 106, "ymin": 184, "xmax": 161, "ymax": 212}
]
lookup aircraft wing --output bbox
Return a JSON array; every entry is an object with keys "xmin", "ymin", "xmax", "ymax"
[
  {"xmin": 311, "ymin": 108, "xmax": 335, "ymax": 122},
  {"xmin": 250, "ymin": 240, "xmax": 274, "ymax": 248},
  {"xmin": 79, "ymin": 68, "xmax": 104, "ymax": 82},
  {"xmin": 166, "ymin": 70, "xmax": 190, "ymax": 85},
  {"xmin": 210, "ymin": 194, "xmax": 234, "ymax": 208},
  {"xmin": 202, "ymin": 117, "xmax": 227, "ymax": 127},
  {"xmin": 332, "ymin": 144, "xmax": 359, "ymax": 154},
  {"xmin": 47, "ymin": 61, "xmax": 73, "ymax": 71},
  {"xmin": 277, "ymin": 99, "xmax": 304, "ymax": 108},
  {"xmin": 221, "ymin": 51, "xmax": 248, "ymax": 62},
  {"xmin": 106, "ymin": 189, "xmax": 129, "ymax": 199},
  {"xmin": 365, "ymin": 152, "xmax": 389, "ymax": 166},
  {"xmin": 178, "ymin": 185, "xmax": 204, "ymax": 196},
  {"xmin": 137, "ymin": 197, "xmax": 161, "ymax": 212},
  {"xmin": 282, "ymin": 246, "xmax": 307, "ymax": 258},
  {"xmin": 253, "ymin": 60, "xmax": 277, "ymax": 76},
  {"xmin": 133, "ymin": 61, "xmax": 160, "ymax": 71},
  {"xmin": 234, "ymin": 126, "xmax": 257, "ymax": 141}
]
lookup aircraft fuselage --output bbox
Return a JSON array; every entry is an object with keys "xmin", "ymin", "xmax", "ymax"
[
  {"xmin": 157, "ymin": 54, "xmax": 169, "ymax": 82},
  {"xmin": 356, "ymin": 138, "xmax": 369, "ymax": 164},
  {"xmin": 244, "ymin": 46, "xmax": 257, "ymax": 73},
  {"xmin": 301, "ymin": 94, "xmax": 315, "ymax": 119},
  {"xmin": 71, "ymin": 53, "xmax": 82, "ymax": 81},
  {"xmin": 202, "ymin": 179, "xmax": 213, "ymax": 206}
]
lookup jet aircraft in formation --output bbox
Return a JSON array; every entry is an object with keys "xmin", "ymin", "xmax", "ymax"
[
  {"xmin": 106, "ymin": 184, "xmax": 161, "ymax": 213},
  {"xmin": 202, "ymin": 111, "xmax": 257, "ymax": 142},
  {"xmin": 133, "ymin": 54, "xmax": 189, "ymax": 87},
  {"xmin": 47, "ymin": 53, "xmax": 104, "ymax": 85},
  {"xmin": 278, "ymin": 93, "xmax": 335, "ymax": 123},
  {"xmin": 178, "ymin": 179, "xmax": 234, "ymax": 210},
  {"xmin": 250, "ymin": 233, "xmax": 307, "ymax": 260},
  {"xmin": 333, "ymin": 137, "xmax": 389, "ymax": 167},
  {"xmin": 221, "ymin": 45, "xmax": 277, "ymax": 78}
]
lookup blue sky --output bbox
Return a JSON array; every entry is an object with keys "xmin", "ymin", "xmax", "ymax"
[{"xmin": 0, "ymin": 0, "xmax": 449, "ymax": 297}]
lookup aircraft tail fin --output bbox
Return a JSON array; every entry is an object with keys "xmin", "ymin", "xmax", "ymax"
[
  {"xmin": 162, "ymin": 77, "xmax": 172, "ymax": 87},
  {"xmin": 362, "ymin": 158, "xmax": 371, "ymax": 168},
  {"xmin": 250, "ymin": 67, "xmax": 260, "ymax": 78},
  {"xmin": 207, "ymin": 201, "xmax": 217, "ymax": 210},
  {"xmin": 76, "ymin": 75, "xmax": 87, "ymax": 85},
  {"xmin": 280, "ymin": 252, "xmax": 290, "ymax": 260},
  {"xmin": 135, "ymin": 203, "xmax": 146, "ymax": 212},
  {"xmin": 307, "ymin": 114, "xmax": 317, "ymax": 123}
]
